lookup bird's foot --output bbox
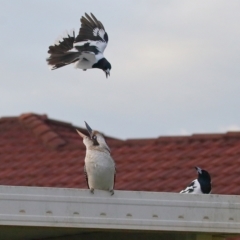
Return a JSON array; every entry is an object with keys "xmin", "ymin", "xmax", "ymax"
[
  {"xmin": 90, "ymin": 188, "xmax": 94, "ymax": 194},
  {"xmin": 109, "ymin": 189, "xmax": 114, "ymax": 196}
]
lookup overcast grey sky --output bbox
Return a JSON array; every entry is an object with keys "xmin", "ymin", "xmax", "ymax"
[{"xmin": 0, "ymin": 1, "xmax": 240, "ymax": 139}]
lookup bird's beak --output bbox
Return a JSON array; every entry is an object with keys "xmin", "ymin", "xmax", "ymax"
[
  {"xmin": 195, "ymin": 166, "xmax": 202, "ymax": 174},
  {"xmin": 76, "ymin": 129, "xmax": 87, "ymax": 138},
  {"xmin": 84, "ymin": 121, "xmax": 93, "ymax": 137},
  {"xmin": 105, "ymin": 70, "xmax": 110, "ymax": 78}
]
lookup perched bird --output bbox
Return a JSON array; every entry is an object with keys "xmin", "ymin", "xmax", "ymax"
[
  {"xmin": 76, "ymin": 121, "xmax": 115, "ymax": 195},
  {"xmin": 180, "ymin": 166, "xmax": 211, "ymax": 194},
  {"xmin": 47, "ymin": 13, "xmax": 111, "ymax": 78}
]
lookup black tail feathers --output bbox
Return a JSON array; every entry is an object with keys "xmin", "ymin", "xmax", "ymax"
[{"xmin": 47, "ymin": 30, "xmax": 79, "ymax": 70}]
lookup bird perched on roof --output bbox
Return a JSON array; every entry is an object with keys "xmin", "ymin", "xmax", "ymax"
[
  {"xmin": 76, "ymin": 121, "xmax": 115, "ymax": 195},
  {"xmin": 47, "ymin": 13, "xmax": 111, "ymax": 78},
  {"xmin": 180, "ymin": 166, "xmax": 211, "ymax": 194}
]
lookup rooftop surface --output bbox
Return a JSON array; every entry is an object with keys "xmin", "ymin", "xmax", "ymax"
[{"xmin": 0, "ymin": 113, "xmax": 240, "ymax": 195}]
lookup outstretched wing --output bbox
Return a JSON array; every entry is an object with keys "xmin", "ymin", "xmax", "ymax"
[{"xmin": 74, "ymin": 13, "xmax": 109, "ymax": 54}]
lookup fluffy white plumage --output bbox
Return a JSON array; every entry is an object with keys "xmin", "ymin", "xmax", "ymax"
[{"xmin": 76, "ymin": 122, "xmax": 115, "ymax": 195}]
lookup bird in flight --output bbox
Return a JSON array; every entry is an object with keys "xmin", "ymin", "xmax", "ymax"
[
  {"xmin": 180, "ymin": 166, "xmax": 212, "ymax": 194},
  {"xmin": 47, "ymin": 13, "xmax": 111, "ymax": 78},
  {"xmin": 76, "ymin": 121, "xmax": 116, "ymax": 195}
]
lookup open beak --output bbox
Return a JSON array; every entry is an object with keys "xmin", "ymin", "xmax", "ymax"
[
  {"xmin": 84, "ymin": 121, "xmax": 93, "ymax": 138},
  {"xmin": 76, "ymin": 129, "xmax": 87, "ymax": 138},
  {"xmin": 195, "ymin": 166, "xmax": 202, "ymax": 174}
]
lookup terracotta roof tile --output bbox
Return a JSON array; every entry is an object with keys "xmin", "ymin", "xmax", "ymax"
[
  {"xmin": 19, "ymin": 113, "xmax": 67, "ymax": 149},
  {"xmin": 0, "ymin": 112, "xmax": 240, "ymax": 202}
]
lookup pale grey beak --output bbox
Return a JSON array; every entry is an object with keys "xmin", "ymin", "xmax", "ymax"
[
  {"xmin": 105, "ymin": 70, "xmax": 110, "ymax": 78},
  {"xmin": 195, "ymin": 166, "xmax": 202, "ymax": 174}
]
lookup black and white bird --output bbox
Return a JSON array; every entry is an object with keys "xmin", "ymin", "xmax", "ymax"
[
  {"xmin": 47, "ymin": 13, "xmax": 111, "ymax": 78},
  {"xmin": 180, "ymin": 166, "xmax": 211, "ymax": 194},
  {"xmin": 76, "ymin": 121, "xmax": 115, "ymax": 195}
]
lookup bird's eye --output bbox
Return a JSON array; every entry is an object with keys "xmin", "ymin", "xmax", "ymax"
[{"xmin": 92, "ymin": 135, "xmax": 97, "ymax": 140}]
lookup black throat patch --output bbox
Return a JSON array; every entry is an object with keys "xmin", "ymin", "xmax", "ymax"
[{"xmin": 92, "ymin": 58, "xmax": 111, "ymax": 70}]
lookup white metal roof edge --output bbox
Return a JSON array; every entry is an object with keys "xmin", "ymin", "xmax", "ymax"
[{"xmin": 0, "ymin": 185, "xmax": 239, "ymax": 234}]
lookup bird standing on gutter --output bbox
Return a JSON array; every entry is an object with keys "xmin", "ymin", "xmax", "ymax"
[
  {"xmin": 180, "ymin": 166, "xmax": 212, "ymax": 194},
  {"xmin": 76, "ymin": 122, "xmax": 115, "ymax": 195}
]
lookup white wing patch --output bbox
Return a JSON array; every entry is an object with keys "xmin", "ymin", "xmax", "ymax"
[
  {"xmin": 92, "ymin": 28, "xmax": 99, "ymax": 36},
  {"xmin": 91, "ymin": 28, "xmax": 107, "ymax": 53},
  {"xmin": 73, "ymin": 40, "xmax": 107, "ymax": 55},
  {"xmin": 96, "ymin": 41, "xmax": 107, "ymax": 53},
  {"xmin": 180, "ymin": 179, "xmax": 202, "ymax": 194},
  {"xmin": 93, "ymin": 28, "xmax": 106, "ymax": 41},
  {"xmin": 73, "ymin": 40, "xmax": 92, "ymax": 47}
]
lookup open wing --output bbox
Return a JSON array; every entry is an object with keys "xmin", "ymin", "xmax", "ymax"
[{"xmin": 74, "ymin": 13, "xmax": 109, "ymax": 54}]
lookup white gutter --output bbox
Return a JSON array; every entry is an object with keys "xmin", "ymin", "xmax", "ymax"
[{"xmin": 0, "ymin": 185, "xmax": 239, "ymax": 234}]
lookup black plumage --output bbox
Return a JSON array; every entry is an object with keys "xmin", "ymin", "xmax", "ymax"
[
  {"xmin": 180, "ymin": 167, "xmax": 212, "ymax": 194},
  {"xmin": 46, "ymin": 13, "xmax": 111, "ymax": 77}
]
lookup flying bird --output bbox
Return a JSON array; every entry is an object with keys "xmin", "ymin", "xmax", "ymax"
[
  {"xmin": 180, "ymin": 166, "xmax": 211, "ymax": 194},
  {"xmin": 76, "ymin": 121, "xmax": 115, "ymax": 195},
  {"xmin": 47, "ymin": 13, "xmax": 111, "ymax": 78}
]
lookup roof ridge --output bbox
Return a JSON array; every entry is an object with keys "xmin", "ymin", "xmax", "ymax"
[{"xmin": 19, "ymin": 113, "xmax": 67, "ymax": 149}]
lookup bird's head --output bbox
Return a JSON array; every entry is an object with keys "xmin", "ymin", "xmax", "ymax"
[
  {"xmin": 76, "ymin": 121, "xmax": 111, "ymax": 153},
  {"xmin": 195, "ymin": 166, "xmax": 211, "ymax": 181},
  {"xmin": 101, "ymin": 60, "xmax": 111, "ymax": 78},
  {"xmin": 92, "ymin": 58, "xmax": 111, "ymax": 78}
]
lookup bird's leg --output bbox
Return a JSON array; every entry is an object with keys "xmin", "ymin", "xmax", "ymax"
[
  {"xmin": 90, "ymin": 188, "xmax": 94, "ymax": 194},
  {"xmin": 109, "ymin": 189, "xmax": 114, "ymax": 196}
]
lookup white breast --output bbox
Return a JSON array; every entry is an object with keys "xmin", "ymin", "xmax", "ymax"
[
  {"xmin": 85, "ymin": 150, "xmax": 115, "ymax": 191},
  {"xmin": 74, "ymin": 58, "xmax": 93, "ymax": 69}
]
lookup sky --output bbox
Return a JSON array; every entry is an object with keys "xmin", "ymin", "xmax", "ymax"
[{"xmin": 0, "ymin": 1, "xmax": 240, "ymax": 139}]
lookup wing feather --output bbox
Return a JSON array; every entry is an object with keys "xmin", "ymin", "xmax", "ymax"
[
  {"xmin": 180, "ymin": 179, "xmax": 200, "ymax": 194},
  {"xmin": 75, "ymin": 13, "xmax": 108, "ymax": 54},
  {"xmin": 84, "ymin": 165, "xmax": 90, "ymax": 189},
  {"xmin": 48, "ymin": 31, "xmax": 75, "ymax": 54},
  {"xmin": 46, "ymin": 30, "xmax": 80, "ymax": 69},
  {"xmin": 85, "ymin": 13, "xmax": 97, "ymax": 28},
  {"xmin": 113, "ymin": 167, "xmax": 116, "ymax": 189}
]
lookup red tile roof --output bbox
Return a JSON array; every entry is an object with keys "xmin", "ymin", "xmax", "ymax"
[{"xmin": 0, "ymin": 113, "xmax": 240, "ymax": 196}]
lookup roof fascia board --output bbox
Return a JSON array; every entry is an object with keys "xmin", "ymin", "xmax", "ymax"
[{"xmin": 0, "ymin": 186, "xmax": 239, "ymax": 234}]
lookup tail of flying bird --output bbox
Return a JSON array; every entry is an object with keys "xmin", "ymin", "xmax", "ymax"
[{"xmin": 47, "ymin": 30, "xmax": 80, "ymax": 70}]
